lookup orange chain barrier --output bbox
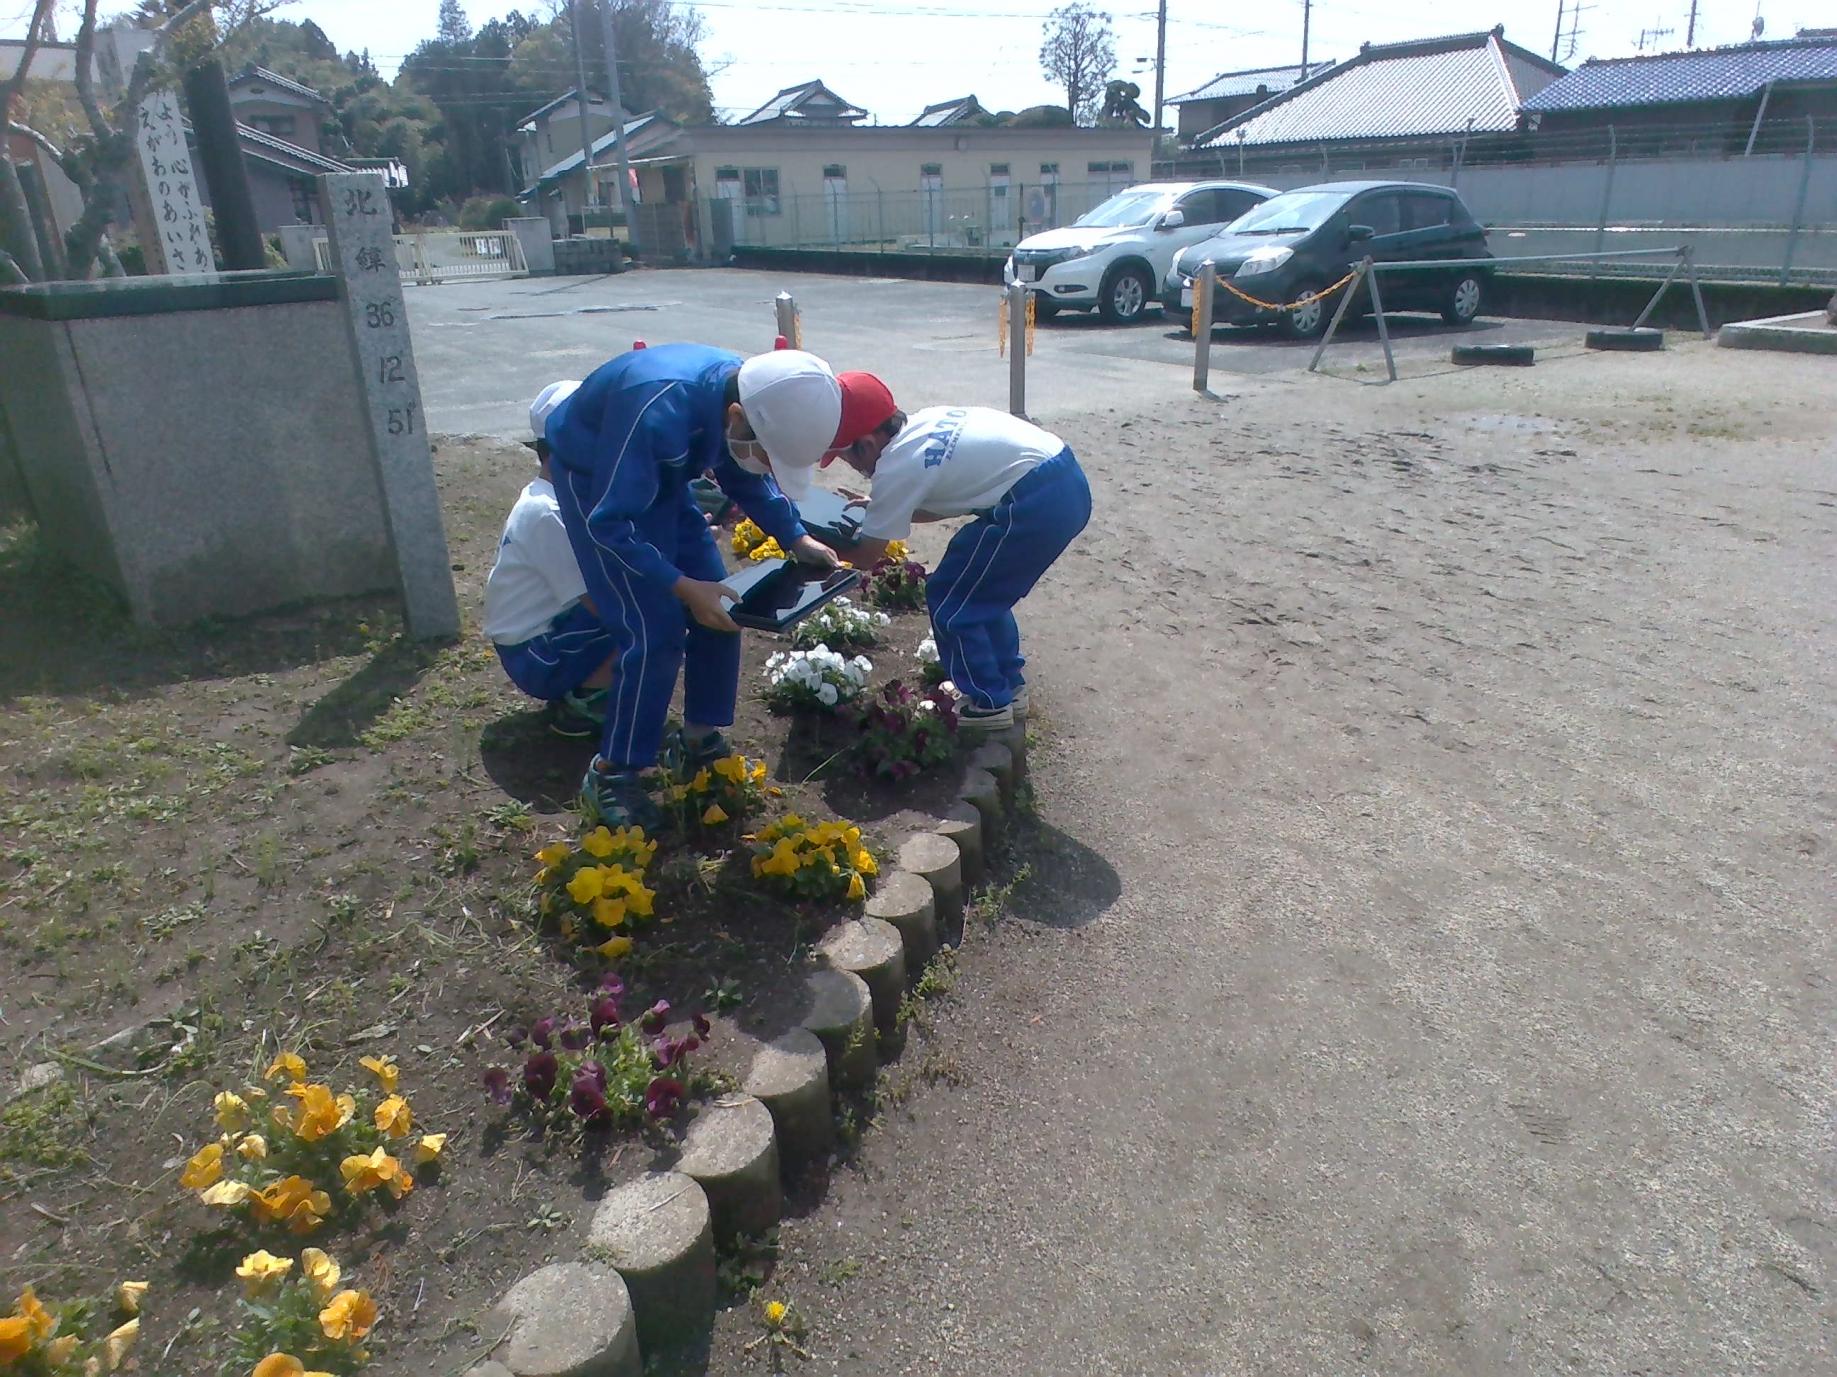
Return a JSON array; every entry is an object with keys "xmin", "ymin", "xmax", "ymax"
[{"xmin": 1213, "ymin": 267, "xmax": 1362, "ymax": 315}]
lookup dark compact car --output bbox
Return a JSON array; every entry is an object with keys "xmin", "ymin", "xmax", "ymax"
[{"xmin": 1160, "ymin": 180, "xmax": 1493, "ymax": 339}]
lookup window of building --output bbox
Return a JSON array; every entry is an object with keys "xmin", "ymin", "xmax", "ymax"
[
  {"xmin": 920, "ymin": 162, "xmax": 942, "ymax": 178},
  {"xmin": 823, "ymin": 163, "xmax": 846, "ymax": 179},
  {"xmin": 990, "ymin": 162, "xmax": 1010, "ymax": 176},
  {"xmin": 1039, "ymin": 162, "xmax": 1059, "ymax": 177},
  {"xmin": 742, "ymin": 167, "xmax": 780, "ymax": 217},
  {"xmin": 714, "ymin": 167, "xmax": 742, "ymax": 196},
  {"xmin": 247, "ymin": 114, "xmax": 297, "ymax": 140},
  {"xmin": 288, "ymin": 179, "xmax": 316, "ymax": 224}
]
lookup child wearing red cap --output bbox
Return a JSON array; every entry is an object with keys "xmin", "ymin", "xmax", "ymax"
[{"xmin": 828, "ymin": 377, "xmax": 1091, "ymax": 734}]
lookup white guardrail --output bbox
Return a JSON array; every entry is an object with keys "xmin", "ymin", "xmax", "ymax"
[{"xmin": 311, "ymin": 230, "xmax": 528, "ymax": 285}]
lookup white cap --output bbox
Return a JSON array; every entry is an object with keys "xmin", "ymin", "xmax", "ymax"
[
  {"xmin": 735, "ymin": 350, "xmax": 841, "ymax": 502},
  {"xmin": 529, "ymin": 380, "xmax": 580, "ymax": 442}
]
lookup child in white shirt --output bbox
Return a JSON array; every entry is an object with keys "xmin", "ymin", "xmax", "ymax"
[
  {"xmin": 827, "ymin": 381, "xmax": 1092, "ymax": 733},
  {"xmin": 484, "ymin": 381, "xmax": 615, "ymax": 737}
]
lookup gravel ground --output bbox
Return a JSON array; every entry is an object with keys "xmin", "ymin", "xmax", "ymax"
[{"xmin": 705, "ymin": 342, "xmax": 1836, "ymax": 1375}]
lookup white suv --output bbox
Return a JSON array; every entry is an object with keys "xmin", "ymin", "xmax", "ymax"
[{"xmin": 1003, "ymin": 180, "xmax": 1276, "ymax": 324}]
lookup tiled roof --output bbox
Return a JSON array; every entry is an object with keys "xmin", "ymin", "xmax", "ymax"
[
  {"xmin": 1170, "ymin": 62, "xmax": 1332, "ymax": 105},
  {"xmin": 911, "ymin": 95, "xmax": 986, "ymax": 127},
  {"xmin": 737, "ymin": 80, "xmax": 867, "ymax": 126},
  {"xmin": 517, "ymin": 87, "xmax": 610, "ymax": 129},
  {"xmin": 229, "ymin": 66, "xmax": 330, "ymax": 106},
  {"xmin": 1522, "ymin": 37, "xmax": 1837, "ymax": 112},
  {"xmin": 1199, "ymin": 28, "xmax": 1564, "ymax": 148},
  {"xmin": 529, "ymin": 114, "xmax": 663, "ymax": 189}
]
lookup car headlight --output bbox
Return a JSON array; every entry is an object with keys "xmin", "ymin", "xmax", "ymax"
[{"xmin": 1235, "ymin": 247, "xmax": 1293, "ymax": 278}]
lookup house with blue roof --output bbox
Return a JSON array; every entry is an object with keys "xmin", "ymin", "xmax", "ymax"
[{"xmin": 1520, "ymin": 34, "xmax": 1837, "ymax": 159}]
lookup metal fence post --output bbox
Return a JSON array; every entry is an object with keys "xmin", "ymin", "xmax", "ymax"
[
  {"xmin": 1684, "ymin": 245, "xmax": 1711, "ymax": 338},
  {"xmin": 790, "ymin": 193, "xmax": 802, "ymax": 251},
  {"xmin": 1779, "ymin": 116, "xmax": 1816, "ymax": 286},
  {"xmin": 774, "ymin": 291, "xmax": 798, "ymax": 348},
  {"xmin": 1592, "ymin": 125, "xmax": 1618, "ymax": 268},
  {"xmin": 1309, "ymin": 259, "xmax": 1369, "ymax": 373},
  {"xmin": 1007, "ymin": 281, "xmax": 1027, "ymax": 418},
  {"xmin": 1192, "ymin": 260, "xmax": 1216, "ymax": 394}
]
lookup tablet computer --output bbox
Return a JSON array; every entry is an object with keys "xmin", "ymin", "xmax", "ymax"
[
  {"xmin": 724, "ymin": 559, "xmax": 862, "ymax": 632},
  {"xmin": 793, "ymin": 489, "xmax": 867, "ymax": 550}
]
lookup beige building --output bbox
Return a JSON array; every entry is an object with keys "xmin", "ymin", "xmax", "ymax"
[{"xmin": 521, "ymin": 89, "xmax": 1154, "ymax": 260}]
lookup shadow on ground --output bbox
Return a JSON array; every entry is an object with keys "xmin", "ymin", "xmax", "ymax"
[
  {"xmin": 0, "ymin": 518, "xmax": 398, "ymax": 704},
  {"xmin": 479, "ymin": 708, "xmax": 596, "ymax": 809}
]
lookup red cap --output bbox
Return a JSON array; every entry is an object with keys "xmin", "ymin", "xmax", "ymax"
[{"xmin": 832, "ymin": 371, "xmax": 896, "ymax": 448}]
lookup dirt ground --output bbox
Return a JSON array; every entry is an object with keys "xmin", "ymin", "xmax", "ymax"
[
  {"xmin": 700, "ymin": 342, "xmax": 1836, "ymax": 1375},
  {"xmin": 0, "ymin": 439, "xmax": 974, "ymax": 1376}
]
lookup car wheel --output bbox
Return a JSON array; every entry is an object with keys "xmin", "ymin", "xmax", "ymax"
[
  {"xmin": 1098, "ymin": 264, "xmax": 1152, "ymax": 324},
  {"xmin": 1033, "ymin": 298, "xmax": 1060, "ymax": 321},
  {"xmin": 1442, "ymin": 271, "xmax": 1485, "ymax": 325},
  {"xmin": 1278, "ymin": 277, "xmax": 1332, "ymax": 340}
]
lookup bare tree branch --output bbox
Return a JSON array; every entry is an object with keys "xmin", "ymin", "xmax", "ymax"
[
  {"xmin": 0, "ymin": 0, "xmax": 55, "ymax": 118},
  {"xmin": 0, "ymin": 245, "xmax": 29, "ymax": 285},
  {"xmin": 71, "ymin": 0, "xmax": 111, "ymax": 139},
  {"xmin": 7, "ymin": 119, "xmax": 64, "ymax": 162}
]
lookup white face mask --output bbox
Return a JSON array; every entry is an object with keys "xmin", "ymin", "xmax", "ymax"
[{"xmin": 727, "ymin": 425, "xmax": 770, "ymax": 475}]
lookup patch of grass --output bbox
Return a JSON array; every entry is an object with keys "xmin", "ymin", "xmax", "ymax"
[
  {"xmin": 488, "ymin": 800, "xmax": 535, "ymax": 833},
  {"xmin": 896, "ymin": 947, "xmax": 958, "ymax": 1031},
  {"xmin": 817, "ymin": 1258, "xmax": 863, "ymax": 1288},
  {"xmin": 0, "ymin": 1083, "xmax": 88, "ymax": 1172},
  {"xmin": 716, "ymin": 1229, "xmax": 780, "ymax": 1299}
]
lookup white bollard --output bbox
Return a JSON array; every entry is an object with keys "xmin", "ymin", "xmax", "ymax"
[{"xmin": 774, "ymin": 291, "xmax": 799, "ymax": 348}]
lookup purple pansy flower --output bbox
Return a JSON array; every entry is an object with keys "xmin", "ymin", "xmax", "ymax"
[
  {"xmin": 523, "ymin": 1050, "xmax": 559, "ymax": 1099},
  {"xmin": 482, "ymin": 1067, "xmax": 512, "ymax": 1105}
]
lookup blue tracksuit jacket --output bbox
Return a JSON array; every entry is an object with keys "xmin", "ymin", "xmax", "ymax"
[{"xmin": 545, "ymin": 344, "xmax": 808, "ymax": 768}]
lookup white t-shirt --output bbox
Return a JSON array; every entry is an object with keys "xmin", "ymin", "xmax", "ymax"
[
  {"xmin": 859, "ymin": 407, "xmax": 1066, "ymax": 541},
  {"xmin": 483, "ymin": 479, "xmax": 591, "ymax": 645}
]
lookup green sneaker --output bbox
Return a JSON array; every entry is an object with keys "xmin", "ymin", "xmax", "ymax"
[
  {"xmin": 660, "ymin": 726, "xmax": 733, "ymax": 774},
  {"xmin": 579, "ymin": 760, "xmax": 662, "ymax": 831},
  {"xmin": 546, "ymin": 688, "xmax": 608, "ymax": 740}
]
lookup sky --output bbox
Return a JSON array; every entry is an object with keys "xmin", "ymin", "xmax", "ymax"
[{"xmin": 7, "ymin": 0, "xmax": 1831, "ymax": 124}]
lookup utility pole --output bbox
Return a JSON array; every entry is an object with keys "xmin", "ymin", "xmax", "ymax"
[
  {"xmin": 1300, "ymin": 0, "xmax": 1312, "ymax": 78},
  {"xmin": 596, "ymin": 0, "xmax": 640, "ymax": 255},
  {"xmin": 1687, "ymin": 0, "xmax": 1699, "ymax": 46},
  {"xmin": 1552, "ymin": 0, "xmax": 1565, "ymax": 61},
  {"xmin": 568, "ymin": 0, "xmax": 598, "ymax": 214},
  {"xmin": 1152, "ymin": 0, "xmax": 1168, "ymax": 133}
]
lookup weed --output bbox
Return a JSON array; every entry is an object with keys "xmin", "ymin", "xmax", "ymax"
[
  {"xmin": 967, "ymin": 864, "xmax": 1032, "ymax": 928},
  {"xmin": 818, "ymin": 1258, "xmax": 863, "ymax": 1287},
  {"xmin": 288, "ymin": 745, "xmax": 335, "ymax": 775},
  {"xmin": 702, "ymin": 976, "xmax": 744, "ymax": 1013},
  {"xmin": 142, "ymin": 901, "xmax": 206, "ymax": 940},
  {"xmin": 488, "ymin": 800, "xmax": 536, "ymax": 833},
  {"xmin": 896, "ymin": 947, "xmax": 958, "ymax": 1030},
  {"xmin": 323, "ymin": 893, "xmax": 362, "ymax": 927},
  {"xmin": 526, "ymin": 1203, "xmax": 568, "ymax": 1233},
  {"xmin": 716, "ymin": 1229, "xmax": 780, "ymax": 1299},
  {"xmin": 252, "ymin": 832, "xmax": 283, "ymax": 889},
  {"xmin": 439, "ymin": 820, "xmax": 482, "ymax": 875},
  {"xmin": 0, "ymin": 1083, "xmax": 88, "ymax": 1172}
]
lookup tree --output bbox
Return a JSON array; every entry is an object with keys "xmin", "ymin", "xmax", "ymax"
[
  {"xmin": 1039, "ymin": 2, "xmax": 1114, "ymax": 125},
  {"xmin": 437, "ymin": 1, "xmax": 472, "ymax": 46},
  {"xmin": 2, "ymin": 0, "xmax": 284, "ymax": 283}
]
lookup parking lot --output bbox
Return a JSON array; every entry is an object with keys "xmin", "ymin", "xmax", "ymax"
[{"xmin": 407, "ymin": 266, "xmax": 1568, "ymax": 439}]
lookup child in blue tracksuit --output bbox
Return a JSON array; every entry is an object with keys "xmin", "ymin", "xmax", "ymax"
[
  {"xmin": 545, "ymin": 344, "xmax": 887, "ymax": 824},
  {"xmin": 826, "ymin": 384, "xmax": 1092, "ymax": 734}
]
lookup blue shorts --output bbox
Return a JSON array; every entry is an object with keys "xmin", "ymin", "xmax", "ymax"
[{"xmin": 494, "ymin": 601, "xmax": 616, "ymax": 702}]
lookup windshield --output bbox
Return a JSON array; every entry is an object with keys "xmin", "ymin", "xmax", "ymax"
[
  {"xmin": 1228, "ymin": 190, "xmax": 1351, "ymax": 235},
  {"xmin": 1073, "ymin": 190, "xmax": 1167, "ymax": 230}
]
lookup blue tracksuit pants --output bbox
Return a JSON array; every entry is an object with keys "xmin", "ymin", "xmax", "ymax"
[
  {"xmin": 927, "ymin": 447, "xmax": 1091, "ymax": 710},
  {"xmin": 553, "ymin": 473, "xmax": 738, "ymax": 769}
]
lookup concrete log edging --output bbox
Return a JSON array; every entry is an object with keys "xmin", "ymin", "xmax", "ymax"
[
  {"xmin": 800, "ymin": 966, "xmax": 878, "ymax": 1091},
  {"xmin": 674, "ymin": 1093, "xmax": 782, "ymax": 1243},
  {"xmin": 483, "ymin": 1259, "xmax": 642, "ymax": 1377},
  {"xmin": 898, "ymin": 831, "xmax": 964, "ymax": 923},
  {"xmin": 742, "ymin": 1026, "xmax": 834, "ymax": 1166},
  {"xmin": 816, "ymin": 917, "xmax": 908, "ymax": 1041},
  {"xmin": 864, "ymin": 870, "xmax": 939, "ymax": 967},
  {"xmin": 585, "ymin": 1171, "xmax": 717, "ymax": 1355},
  {"xmin": 933, "ymin": 800, "xmax": 984, "ymax": 886},
  {"xmin": 958, "ymin": 767, "xmax": 1005, "ymax": 846},
  {"xmin": 966, "ymin": 741, "xmax": 1016, "ymax": 809}
]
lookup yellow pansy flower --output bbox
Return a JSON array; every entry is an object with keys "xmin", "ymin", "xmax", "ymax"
[
  {"xmin": 44, "ymin": 1334, "xmax": 77, "ymax": 1364},
  {"xmin": 702, "ymin": 803, "xmax": 729, "ymax": 826},
  {"xmin": 579, "ymin": 826, "xmax": 615, "ymax": 859},
  {"xmin": 415, "ymin": 1133, "xmax": 447, "ymax": 1165},
  {"xmin": 713, "ymin": 755, "xmax": 748, "ymax": 784},
  {"xmin": 100, "ymin": 1316, "xmax": 140, "ymax": 1370},
  {"xmin": 626, "ymin": 885, "xmax": 656, "ymax": 919},
  {"xmin": 252, "ymin": 1354, "xmax": 335, "ymax": 1377},
  {"xmin": 0, "ymin": 1317, "xmax": 29, "ymax": 1363},
  {"xmin": 300, "ymin": 1248, "xmax": 342, "ymax": 1303},
  {"xmin": 251, "ymin": 1176, "xmax": 332, "ymax": 1234},
  {"xmin": 341, "ymin": 1147, "xmax": 414, "ymax": 1200},
  {"xmin": 15, "ymin": 1287, "xmax": 55, "ymax": 1341},
  {"xmin": 288, "ymin": 1084, "xmax": 355, "ymax": 1143},
  {"xmin": 359, "ymin": 1054, "xmax": 399, "ymax": 1093},
  {"xmin": 116, "ymin": 1281, "xmax": 149, "ymax": 1315},
  {"xmin": 374, "ymin": 1095, "xmax": 413, "ymax": 1138},
  {"xmin": 235, "ymin": 1250, "xmax": 293, "ymax": 1298},
  {"xmin": 596, "ymin": 935, "xmax": 633, "ymax": 961},
  {"xmin": 854, "ymin": 848, "xmax": 879, "ymax": 878},
  {"xmin": 180, "ymin": 1141, "xmax": 224, "ymax": 1189},
  {"xmin": 265, "ymin": 1051, "xmax": 307, "ymax": 1083},
  {"xmin": 237, "ymin": 1134, "xmax": 269, "ymax": 1161},
  {"xmin": 566, "ymin": 867, "xmax": 604, "ymax": 903},
  {"xmin": 846, "ymin": 871, "xmax": 867, "ymax": 902},
  {"xmin": 751, "ymin": 761, "xmax": 768, "ymax": 784},
  {"xmin": 200, "ymin": 1179, "xmax": 255, "ymax": 1207},
  {"xmin": 318, "ymin": 1289, "xmax": 378, "ymax": 1341},
  {"xmin": 214, "ymin": 1091, "xmax": 251, "ymax": 1132},
  {"xmin": 592, "ymin": 895, "xmax": 627, "ymax": 928},
  {"xmin": 535, "ymin": 842, "xmax": 570, "ymax": 867}
]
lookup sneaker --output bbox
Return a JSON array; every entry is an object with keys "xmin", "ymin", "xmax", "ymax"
[
  {"xmin": 546, "ymin": 689, "xmax": 608, "ymax": 740},
  {"xmin": 957, "ymin": 702, "xmax": 1015, "ymax": 737},
  {"xmin": 579, "ymin": 761, "xmax": 662, "ymax": 831},
  {"xmin": 660, "ymin": 726, "xmax": 733, "ymax": 774}
]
